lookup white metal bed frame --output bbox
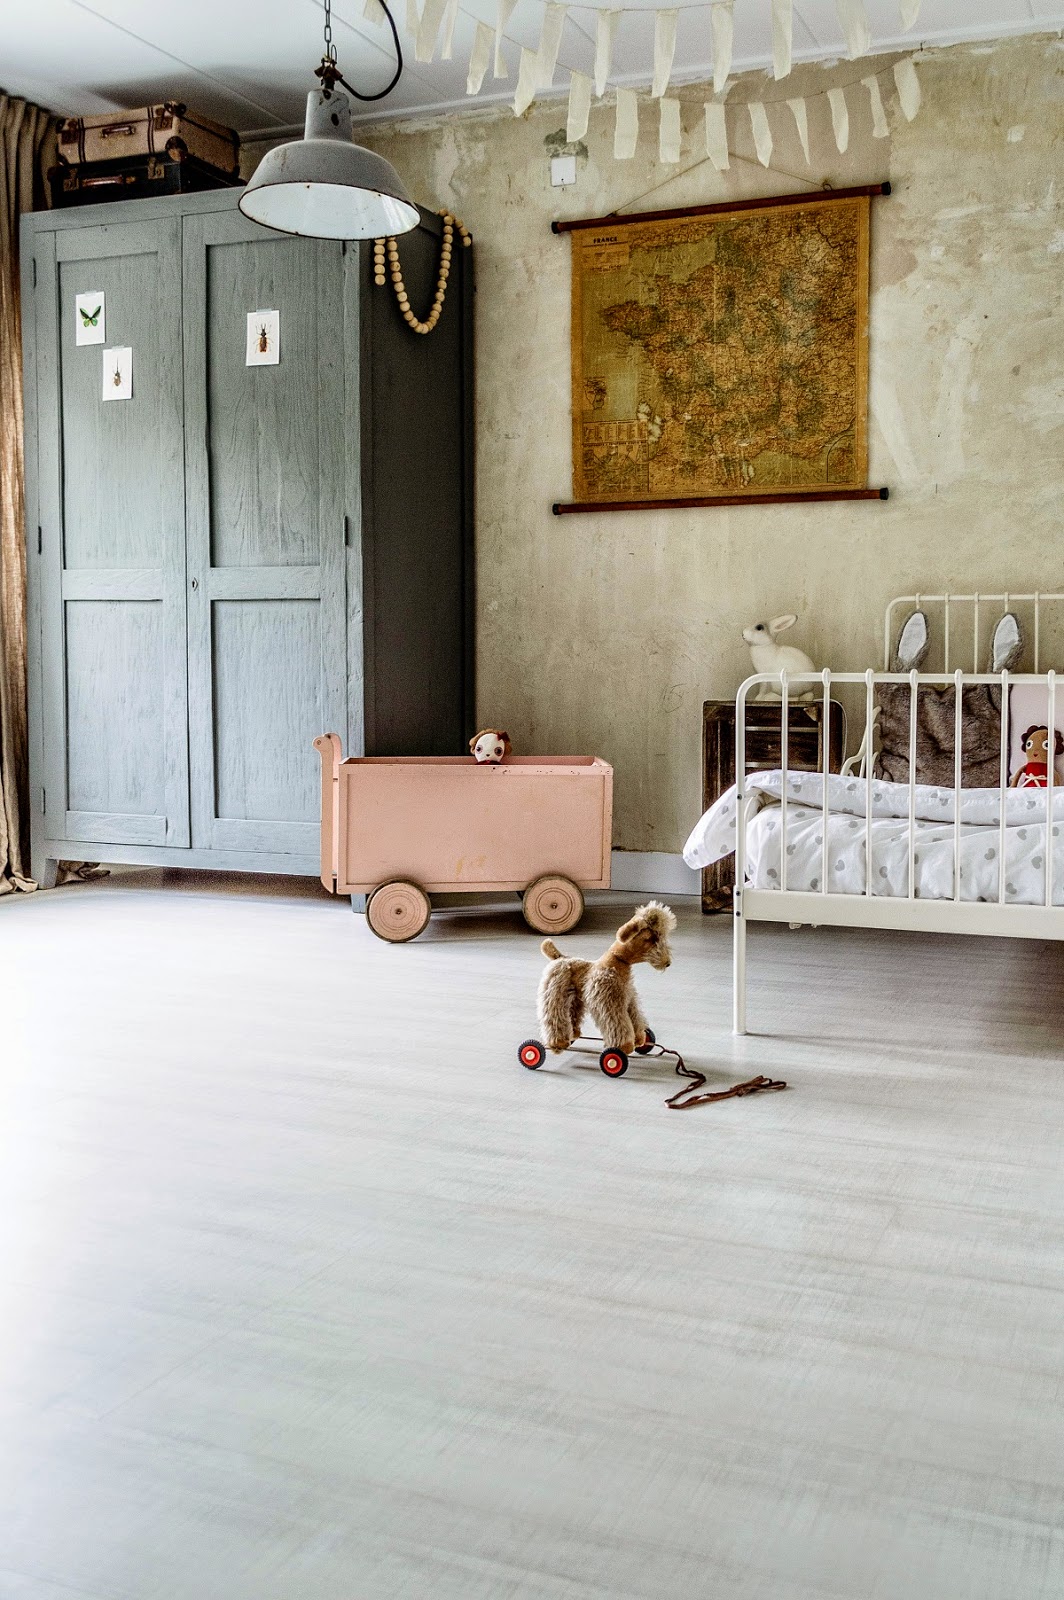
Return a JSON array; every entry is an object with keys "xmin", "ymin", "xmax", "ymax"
[{"xmin": 733, "ymin": 592, "xmax": 1064, "ymax": 1034}]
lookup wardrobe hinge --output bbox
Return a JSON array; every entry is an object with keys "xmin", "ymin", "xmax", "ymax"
[
  {"xmin": 32, "ymin": 258, "xmax": 37, "ymax": 287},
  {"xmin": 37, "ymin": 526, "xmax": 42, "ymax": 555},
  {"xmin": 41, "ymin": 787, "xmax": 46, "ymax": 814}
]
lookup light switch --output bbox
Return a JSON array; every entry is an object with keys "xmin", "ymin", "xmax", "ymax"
[{"xmin": 550, "ymin": 155, "xmax": 577, "ymax": 187}]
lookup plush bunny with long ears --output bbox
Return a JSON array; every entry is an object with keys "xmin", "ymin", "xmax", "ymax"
[{"xmin": 742, "ymin": 614, "xmax": 817, "ymax": 702}]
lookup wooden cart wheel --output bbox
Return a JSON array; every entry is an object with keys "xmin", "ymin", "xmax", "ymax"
[
  {"xmin": 366, "ymin": 880, "xmax": 431, "ymax": 943},
  {"xmin": 522, "ymin": 874, "xmax": 584, "ymax": 936}
]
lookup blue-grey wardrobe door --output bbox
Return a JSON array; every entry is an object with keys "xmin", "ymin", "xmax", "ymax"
[
  {"xmin": 35, "ymin": 219, "xmax": 190, "ymax": 848},
  {"xmin": 182, "ymin": 210, "xmax": 348, "ymax": 860}
]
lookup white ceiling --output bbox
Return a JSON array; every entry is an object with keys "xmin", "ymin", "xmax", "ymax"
[{"xmin": 2, "ymin": 0, "xmax": 1062, "ymax": 134}]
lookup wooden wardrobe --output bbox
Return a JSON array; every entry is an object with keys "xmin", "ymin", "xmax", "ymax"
[{"xmin": 20, "ymin": 190, "xmax": 473, "ymax": 884}]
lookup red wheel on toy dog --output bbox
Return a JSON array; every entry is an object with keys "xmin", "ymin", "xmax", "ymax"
[
  {"xmin": 599, "ymin": 1048, "xmax": 629, "ymax": 1078},
  {"xmin": 635, "ymin": 1028, "xmax": 656, "ymax": 1055},
  {"xmin": 518, "ymin": 1039, "xmax": 546, "ymax": 1070}
]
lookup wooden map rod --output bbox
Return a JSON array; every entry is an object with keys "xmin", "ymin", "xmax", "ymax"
[
  {"xmin": 551, "ymin": 182, "xmax": 890, "ymax": 234},
  {"xmin": 553, "ymin": 487, "xmax": 890, "ymax": 515}
]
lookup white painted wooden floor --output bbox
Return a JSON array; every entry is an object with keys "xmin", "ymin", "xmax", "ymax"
[{"xmin": 4, "ymin": 872, "xmax": 1064, "ymax": 1599}]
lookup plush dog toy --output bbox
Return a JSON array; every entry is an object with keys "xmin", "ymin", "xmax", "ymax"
[
  {"xmin": 1011, "ymin": 724, "xmax": 1064, "ymax": 788},
  {"xmin": 537, "ymin": 901, "xmax": 676, "ymax": 1055},
  {"xmin": 470, "ymin": 729, "xmax": 512, "ymax": 764}
]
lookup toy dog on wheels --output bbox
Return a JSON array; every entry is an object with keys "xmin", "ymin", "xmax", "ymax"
[{"xmin": 517, "ymin": 901, "xmax": 788, "ymax": 1109}]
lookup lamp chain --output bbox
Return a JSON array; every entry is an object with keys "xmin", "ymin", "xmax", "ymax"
[{"xmin": 372, "ymin": 211, "xmax": 472, "ymax": 336}]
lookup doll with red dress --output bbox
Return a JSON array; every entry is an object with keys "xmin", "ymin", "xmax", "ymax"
[{"xmin": 1010, "ymin": 724, "xmax": 1064, "ymax": 788}]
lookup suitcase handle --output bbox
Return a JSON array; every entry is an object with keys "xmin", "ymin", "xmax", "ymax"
[{"xmin": 100, "ymin": 122, "xmax": 136, "ymax": 139}]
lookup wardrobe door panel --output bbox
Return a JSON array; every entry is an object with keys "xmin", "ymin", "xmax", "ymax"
[
  {"xmin": 183, "ymin": 210, "xmax": 348, "ymax": 860},
  {"xmin": 35, "ymin": 221, "xmax": 189, "ymax": 849}
]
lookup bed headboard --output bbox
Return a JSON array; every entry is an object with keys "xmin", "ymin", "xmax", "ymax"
[{"xmin": 884, "ymin": 592, "xmax": 1064, "ymax": 675}]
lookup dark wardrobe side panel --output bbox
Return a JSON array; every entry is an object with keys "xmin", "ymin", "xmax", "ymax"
[{"xmin": 360, "ymin": 209, "xmax": 474, "ymax": 757}]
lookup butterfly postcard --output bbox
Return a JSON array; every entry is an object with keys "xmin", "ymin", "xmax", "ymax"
[{"xmin": 75, "ymin": 290, "xmax": 105, "ymax": 346}]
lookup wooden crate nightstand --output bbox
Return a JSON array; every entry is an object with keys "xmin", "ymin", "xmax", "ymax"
[{"xmin": 701, "ymin": 698, "xmax": 846, "ymax": 913}]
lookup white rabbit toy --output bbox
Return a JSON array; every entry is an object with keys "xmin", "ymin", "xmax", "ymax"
[{"xmin": 742, "ymin": 614, "xmax": 817, "ymax": 702}]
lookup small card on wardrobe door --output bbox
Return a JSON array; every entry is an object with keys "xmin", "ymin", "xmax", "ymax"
[
  {"xmin": 101, "ymin": 347, "xmax": 132, "ymax": 401},
  {"xmin": 246, "ymin": 310, "xmax": 280, "ymax": 366},
  {"xmin": 75, "ymin": 290, "xmax": 105, "ymax": 345}
]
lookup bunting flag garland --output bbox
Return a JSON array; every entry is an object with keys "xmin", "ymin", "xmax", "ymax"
[
  {"xmin": 711, "ymin": 3, "xmax": 734, "ymax": 94},
  {"xmin": 405, "ymin": 0, "xmax": 421, "ymax": 39},
  {"xmin": 827, "ymin": 85, "xmax": 849, "ymax": 151},
  {"xmin": 659, "ymin": 95, "xmax": 682, "ymax": 161},
  {"xmin": 863, "ymin": 73, "xmax": 889, "ymax": 136},
  {"xmin": 451, "ymin": 0, "xmax": 924, "ymax": 171},
  {"xmin": 652, "ymin": 10, "xmax": 678, "ymax": 98},
  {"xmin": 363, "ymin": 0, "xmax": 386, "ymax": 25},
  {"xmin": 771, "ymin": 0, "xmax": 792, "ymax": 82},
  {"xmin": 495, "ymin": 0, "xmax": 518, "ymax": 77},
  {"xmin": 415, "ymin": 0, "xmax": 449, "ymax": 63},
  {"xmin": 514, "ymin": 45, "xmax": 539, "ymax": 114},
  {"xmin": 466, "ymin": 20, "xmax": 492, "ymax": 93},
  {"xmin": 440, "ymin": 0, "xmax": 459, "ymax": 59},
  {"xmin": 536, "ymin": 3, "xmax": 568, "ymax": 88},
  {"xmin": 835, "ymin": 0, "xmax": 870, "ymax": 59},
  {"xmin": 748, "ymin": 100, "xmax": 773, "ymax": 167},
  {"xmin": 787, "ymin": 95, "xmax": 810, "ymax": 161},
  {"xmin": 894, "ymin": 56, "xmax": 921, "ymax": 119},
  {"xmin": 615, "ymin": 87, "xmax": 639, "ymax": 157},
  {"xmin": 567, "ymin": 69, "xmax": 593, "ymax": 140},
  {"xmin": 595, "ymin": 10, "xmax": 619, "ymax": 97},
  {"xmin": 704, "ymin": 100, "xmax": 730, "ymax": 169}
]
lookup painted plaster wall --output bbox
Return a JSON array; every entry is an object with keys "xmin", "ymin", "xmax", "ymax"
[{"xmin": 254, "ymin": 32, "xmax": 1064, "ymax": 853}]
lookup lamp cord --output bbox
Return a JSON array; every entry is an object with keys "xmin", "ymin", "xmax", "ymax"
[{"xmin": 317, "ymin": 0, "xmax": 404, "ymax": 104}]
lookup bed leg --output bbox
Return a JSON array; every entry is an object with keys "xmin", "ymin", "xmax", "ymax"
[
  {"xmin": 350, "ymin": 894, "xmax": 366, "ymax": 915},
  {"xmin": 732, "ymin": 891, "xmax": 747, "ymax": 1035}
]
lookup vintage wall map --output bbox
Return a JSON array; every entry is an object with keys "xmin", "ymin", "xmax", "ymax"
[{"xmin": 570, "ymin": 194, "xmax": 870, "ymax": 505}]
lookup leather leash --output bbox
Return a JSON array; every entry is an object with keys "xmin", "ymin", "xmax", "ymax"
[{"xmin": 573, "ymin": 1037, "xmax": 788, "ymax": 1110}]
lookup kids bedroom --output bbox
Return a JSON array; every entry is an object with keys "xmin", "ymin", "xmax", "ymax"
[{"xmin": 2, "ymin": 0, "xmax": 1063, "ymax": 1593}]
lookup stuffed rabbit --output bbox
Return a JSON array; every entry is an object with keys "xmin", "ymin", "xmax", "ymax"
[{"xmin": 742, "ymin": 614, "xmax": 817, "ymax": 702}]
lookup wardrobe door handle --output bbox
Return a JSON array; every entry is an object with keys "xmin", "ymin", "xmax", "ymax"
[{"xmin": 191, "ymin": 577, "xmax": 198, "ymax": 589}]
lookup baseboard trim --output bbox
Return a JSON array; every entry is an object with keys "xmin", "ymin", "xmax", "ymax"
[{"xmin": 609, "ymin": 850, "xmax": 700, "ymax": 897}]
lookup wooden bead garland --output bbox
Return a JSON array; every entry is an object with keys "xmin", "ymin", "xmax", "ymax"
[{"xmin": 372, "ymin": 209, "xmax": 472, "ymax": 337}]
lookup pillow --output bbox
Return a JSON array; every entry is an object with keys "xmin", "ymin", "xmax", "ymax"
[
  {"xmin": 1008, "ymin": 684, "xmax": 1064, "ymax": 788},
  {"xmin": 874, "ymin": 682, "xmax": 1006, "ymax": 788}
]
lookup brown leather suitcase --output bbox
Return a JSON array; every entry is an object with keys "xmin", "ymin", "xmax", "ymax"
[{"xmin": 57, "ymin": 103, "xmax": 239, "ymax": 179}]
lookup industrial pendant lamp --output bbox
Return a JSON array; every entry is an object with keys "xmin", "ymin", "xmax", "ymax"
[{"xmin": 239, "ymin": 0, "xmax": 418, "ymax": 241}]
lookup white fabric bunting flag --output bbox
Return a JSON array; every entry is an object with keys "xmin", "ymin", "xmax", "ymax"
[
  {"xmin": 440, "ymin": 0, "xmax": 459, "ymax": 59},
  {"xmin": 415, "ymin": 0, "xmax": 449, "ymax": 62},
  {"xmin": 894, "ymin": 57, "xmax": 921, "ymax": 120},
  {"xmin": 787, "ymin": 96, "xmax": 810, "ymax": 162},
  {"xmin": 704, "ymin": 100, "xmax": 729, "ymax": 169},
  {"xmin": 827, "ymin": 86, "xmax": 849, "ymax": 151},
  {"xmin": 363, "ymin": 0, "xmax": 385, "ymax": 26},
  {"xmin": 771, "ymin": 0, "xmax": 792, "ymax": 82},
  {"xmin": 653, "ymin": 10, "xmax": 678, "ymax": 98},
  {"xmin": 835, "ymin": 0, "xmax": 870, "ymax": 59},
  {"xmin": 749, "ymin": 101, "xmax": 772, "ymax": 167},
  {"xmin": 405, "ymin": 0, "xmax": 421, "ymax": 39},
  {"xmin": 494, "ymin": 0, "xmax": 518, "ymax": 78},
  {"xmin": 536, "ymin": 4, "xmax": 567, "ymax": 89},
  {"xmin": 567, "ymin": 70, "xmax": 592, "ymax": 141},
  {"xmin": 899, "ymin": 0, "xmax": 921, "ymax": 28},
  {"xmin": 659, "ymin": 96, "xmax": 681, "ymax": 161},
  {"xmin": 863, "ymin": 74, "xmax": 889, "ymax": 137},
  {"xmin": 615, "ymin": 87, "xmax": 639, "ymax": 158},
  {"xmin": 466, "ymin": 21, "xmax": 492, "ymax": 93},
  {"xmin": 595, "ymin": 11, "xmax": 619, "ymax": 97},
  {"xmin": 711, "ymin": 3, "xmax": 733, "ymax": 94},
  {"xmin": 514, "ymin": 45, "xmax": 538, "ymax": 114}
]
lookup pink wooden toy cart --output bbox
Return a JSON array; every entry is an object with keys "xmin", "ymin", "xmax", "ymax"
[{"xmin": 315, "ymin": 734, "xmax": 613, "ymax": 942}]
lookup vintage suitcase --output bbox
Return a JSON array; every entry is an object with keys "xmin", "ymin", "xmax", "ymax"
[
  {"xmin": 50, "ymin": 153, "xmax": 242, "ymax": 209},
  {"xmin": 57, "ymin": 103, "xmax": 239, "ymax": 178}
]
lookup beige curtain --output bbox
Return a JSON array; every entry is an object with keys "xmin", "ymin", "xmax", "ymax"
[{"xmin": 0, "ymin": 95, "xmax": 55, "ymax": 894}]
